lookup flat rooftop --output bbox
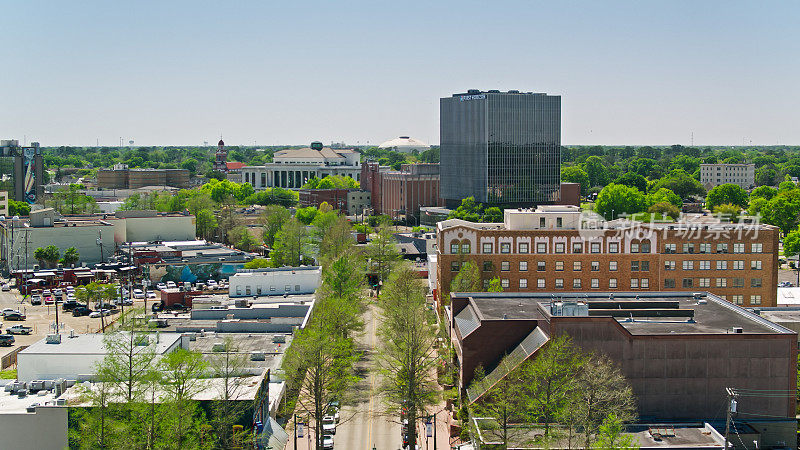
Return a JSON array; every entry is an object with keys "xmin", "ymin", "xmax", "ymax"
[
  {"xmin": 0, "ymin": 383, "xmax": 62, "ymax": 414},
  {"xmin": 457, "ymin": 292, "xmax": 795, "ymax": 336},
  {"xmin": 20, "ymin": 332, "xmax": 182, "ymax": 355}
]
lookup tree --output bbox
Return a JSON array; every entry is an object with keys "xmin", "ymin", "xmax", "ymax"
[
  {"xmin": 243, "ymin": 257, "xmax": 271, "ymax": 269},
  {"xmin": 481, "ymin": 206, "xmax": 503, "ymax": 223},
  {"xmin": 159, "ymin": 348, "xmax": 208, "ymax": 448},
  {"xmin": 365, "ymin": 223, "xmax": 400, "ymax": 290},
  {"xmin": 470, "ymin": 356, "xmax": 529, "ymax": 448},
  {"xmin": 260, "ymin": 204, "xmax": 291, "ymax": 248},
  {"xmin": 755, "ymin": 167, "xmax": 777, "ymax": 186},
  {"xmin": 60, "ymin": 246, "xmax": 80, "ymax": 267},
  {"xmin": 785, "ymin": 228, "xmax": 800, "ymax": 260},
  {"xmin": 314, "ymin": 212, "xmax": 352, "ymax": 264},
  {"xmin": 594, "ymin": 184, "xmax": 647, "ymax": 220},
  {"xmin": 613, "ymin": 173, "xmax": 647, "ymax": 193},
  {"xmin": 706, "ymin": 183, "xmax": 749, "ymax": 210},
  {"xmin": 650, "ymin": 169, "xmax": 705, "ymax": 199},
  {"xmin": 271, "ymin": 217, "xmax": 311, "ymax": 267},
  {"xmin": 647, "ymin": 202, "xmax": 680, "ymax": 220},
  {"xmin": 713, "ymin": 203, "xmax": 741, "ymax": 222},
  {"xmin": 8, "ymin": 200, "xmax": 30, "ymax": 216},
  {"xmin": 561, "ymin": 166, "xmax": 590, "ymax": 196},
  {"xmin": 487, "ymin": 277, "xmax": 503, "ymax": 292},
  {"xmin": 583, "ymin": 156, "xmax": 610, "ymax": 187},
  {"xmin": 762, "ymin": 193, "xmax": 800, "ymax": 235},
  {"xmin": 377, "ymin": 265, "xmax": 439, "ymax": 450},
  {"xmin": 295, "ymin": 206, "xmax": 319, "ymax": 225},
  {"xmin": 450, "ymin": 261, "xmax": 481, "ymax": 293},
  {"xmin": 751, "ymin": 185, "xmax": 778, "ymax": 201},
  {"xmin": 228, "ymin": 226, "xmax": 260, "ymax": 252},
  {"xmin": 448, "ymin": 197, "xmax": 482, "ymax": 222},
  {"xmin": 645, "ymin": 188, "xmax": 681, "ymax": 207},
  {"xmin": 195, "ymin": 208, "xmax": 218, "ymax": 240},
  {"xmin": 209, "ymin": 337, "xmax": 251, "ymax": 449},
  {"xmin": 34, "ymin": 245, "xmax": 60, "ymax": 269},
  {"xmin": 592, "ymin": 413, "xmax": 640, "ymax": 449}
]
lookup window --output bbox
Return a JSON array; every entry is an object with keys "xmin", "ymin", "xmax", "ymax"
[
  {"xmin": 751, "ymin": 278, "xmax": 762, "ymax": 288},
  {"xmin": 285, "ymin": 285, "xmax": 291, "ymax": 291},
  {"xmin": 591, "ymin": 278, "xmax": 599, "ymax": 288},
  {"xmin": 682, "ymin": 243, "xmax": 694, "ymax": 254},
  {"xmin": 556, "ymin": 217, "xmax": 563, "ymax": 228},
  {"xmin": 699, "ymin": 243, "xmax": 711, "ymax": 254},
  {"xmin": 716, "ymin": 260, "xmax": 727, "ymax": 270},
  {"xmin": 537, "ymin": 243, "xmax": 547, "ymax": 254},
  {"xmin": 664, "ymin": 243, "xmax": 677, "ymax": 253},
  {"xmin": 733, "ymin": 243, "xmax": 745, "ymax": 253},
  {"xmin": 591, "ymin": 261, "xmax": 600, "ymax": 271},
  {"xmin": 450, "ymin": 261, "xmax": 460, "ymax": 272},
  {"xmin": 236, "ymin": 286, "xmax": 242, "ymax": 295},
  {"xmin": 539, "ymin": 217, "xmax": 546, "ymax": 228},
  {"xmin": 519, "ymin": 278, "xmax": 528, "ymax": 289},
  {"xmin": 609, "ymin": 278, "xmax": 617, "ymax": 288},
  {"xmin": 631, "ymin": 278, "xmax": 639, "ymax": 289},
  {"xmin": 520, "ymin": 261, "xmax": 528, "ymax": 271},
  {"xmin": 717, "ymin": 243, "xmax": 728, "ymax": 253},
  {"xmin": 555, "ymin": 278, "xmax": 564, "ymax": 289},
  {"xmin": 483, "ymin": 261, "xmax": 493, "ymax": 272},
  {"xmin": 555, "ymin": 243, "xmax": 565, "ymax": 254},
  {"xmin": 461, "ymin": 243, "xmax": 471, "ymax": 254},
  {"xmin": 555, "ymin": 261, "xmax": 564, "ymax": 271},
  {"xmin": 519, "ymin": 242, "xmax": 529, "ymax": 254},
  {"xmin": 631, "ymin": 243, "xmax": 640, "ymax": 253},
  {"xmin": 641, "ymin": 241, "xmax": 651, "ymax": 253},
  {"xmin": 269, "ymin": 285, "xmax": 276, "ymax": 292},
  {"xmin": 450, "ymin": 242, "xmax": 459, "ymax": 254},
  {"xmin": 752, "ymin": 243, "xmax": 763, "ymax": 253},
  {"xmin": 751, "ymin": 260, "xmax": 762, "ymax": 270},
  {"xmin": 609, "ymin": 261, "xmax": 618, "ymax": 271},
  {"xmin": 682, "ymin": 260, "xmax": 694, "ymax": 270},
  {"xmin": 501, "ymin": 261, "xmax": 510, "ymax": 271},
  {"xmin": 716, "ymin": 278, "xmax": 727, "ymax": 287},
  {"xmin": 573, "ymin": 278, "xmax": 582, "ymax": 288},
  {"xmin": 483, "ymin": 243, "xmax": 493, "ymax": 254},
  {"xmin": 750, "ymin": 295, "xmax": 762, "ymax": 305},
  {"xmin": 572, "ymin": 242, "xmax": 583, "ymax": 254},
  {"xmin": 641, "ymin": 278, "xmax": 649, "ymax": 288},
  {"xmin": 664, "ymin": 278, "xmax": 676, "ymax": 288},
  {"xmin": 699, "ymin": 278, "xmax": 710, "ymax": 288},
  {"xmin": 732, "ymin": 295, "xmax": 744, "ymax": 305},
  {"xmin": 699, "ymin": 260, "xmax": 710, "ymax": 270},
  {"xmin": 501, "ymin": 279, "xmax": 509, "ymax": 289},
  {"xmin": 631, "ymin": 261, "xmax": 640, "ymax": 271},
  {"xmin": 537, "ymin": 278, "xmax": 546, "ymax": 289},
  {"xmin": 609, "ymin": 242, "xmax": 619, "ymax": 253},
  {"xmin": 682, "ymin": 278, "xmax": 693, "ymax": 288},
  {"xmin": 732, "ymin": 277, "xmax": 744, "ymax": 288},
  {"xmin": 573, "ymin": 261, "xmax": 582, "ymax": 271},
  {"xmin": 295, "ymin": 284, "xmax": 300, "ymax": 291},
  {"xmin": 591, "ymin": 243, "xmax": 601, "ymax": 254},
  {"xmin": 664, "ymin": 260, "xmax": 676, "ymax": 270},
  {"xmin": 536, "ymin": 261, "xmax": 545, "ymax": 271},
  {"xmin": 501, "ymin": 243, "xmax": 511, "ymax": 254}
]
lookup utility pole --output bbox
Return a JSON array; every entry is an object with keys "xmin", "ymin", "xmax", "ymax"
[
  {"xmin": 724, "ymin": 387, "xmax": 738, "ymax": 450},
  {"xmin": 293, "ymin": 414, "xmax": 298, "ymax": 450}
]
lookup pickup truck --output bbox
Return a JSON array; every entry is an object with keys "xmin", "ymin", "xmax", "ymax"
[{"xmin": 6, "ymin": 325, "xmax": 33, "ymax": 335}]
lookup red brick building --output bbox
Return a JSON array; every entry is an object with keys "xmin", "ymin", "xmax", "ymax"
[
  {"xmin": 297, "ymin": 188, "xmax": 371, "ymax": 216},
  {"xmin": 360, "ymin": 162, "xmax": 444, "ymax": 223}
]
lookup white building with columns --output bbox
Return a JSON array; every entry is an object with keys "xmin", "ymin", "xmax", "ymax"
[{"xmin": 241, "ymin": 142, "xmax": 361, "ymax": 189}]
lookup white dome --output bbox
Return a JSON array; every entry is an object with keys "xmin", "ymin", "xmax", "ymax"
[{"xmin": 378, "ymin": 136, "xmax": 430, "ymax": 153}]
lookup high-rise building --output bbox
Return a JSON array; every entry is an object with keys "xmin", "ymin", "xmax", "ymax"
[{"xmin": 440, "ymin": 90, "xmax": 561, "ymax": 208}]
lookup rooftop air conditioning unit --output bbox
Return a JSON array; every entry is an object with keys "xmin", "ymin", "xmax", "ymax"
[
  {"xmin": 46, "ymin": 334, "xmax": 61, "ymax": 344},
  {"xmin": 732, "ymin": 327, "xmax": 744, "ymax": 334},
  {"xmin": 250, "ymin": 351, "xmax": 266, "ymax": 361}
]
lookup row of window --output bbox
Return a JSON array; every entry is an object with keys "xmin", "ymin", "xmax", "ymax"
[
  {"xmin": 663, "ymin": 278, "xmax": 761, "ymax": 288},
  {"xmin": 235, "ymin": 284, "xmax": 301, "ymax": 296},
  {"xmin": 453, "ymin": 259, "xmax": 763, "ymax": 273},
  {"xmin": 663, "ymin": 243, "xmax": 763, "ymax": 254},
  {"xmin": 665, "ymin": 260, "xmax": 763, "ymax": 270},
  {"xmin": 450, "ymin": 240, "xmax": 764, "ymax": 255},
  {"xmin": 485, "ymin": 277, "xmax": 763, "ymax": 293}
]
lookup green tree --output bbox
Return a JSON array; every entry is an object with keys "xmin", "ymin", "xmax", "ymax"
[
  {"xmin": 365, "ymin": 223, "xmax": 400, "ymax": 290},
  {"xmin": 448, "ymin": 197, "xmax": 482, "ymax": 222},
  {"xmin": 713, "ymin": 203, "xmax": 742, "ymax": 222},
  {"xmin": 470, "ymin": 356, "xmax": 529, "ymax": 448},
  {"xmin": 8, "ymin": 200, "xmax": 30, "ymax": 216},
  {"xmin": 34, "ymin": 245, "xmax": 60, "ymax": 269},
  {"xmin": 650, "ymin": 169, "xmax": 705, "ymax": 199},
  {"xmin": 60, "ymin": 246, "xmax": 80, "ymax": 267},
  {"xmin": 159, "ymin": 348, "xmax": 208, "ymax": 448},
  {"xmin": 645, "ymin": 188, "xmax": 681, "ymax": 207},
  {"xmin": 647, "ymin": 202, "xmax": 680, "ymax": 220},
  {"xmin": 783, "ymin": 228, "xmax": 800, "ymax": 260},
  {"xmin": 271, "ymin": 217, "xmax": 311, "ymax": 267},
  {"xmin": 209, "ymin": 337, "xmax": 251, "ymax": 449},
  {"xmin": 561, "ymin": 166, "xmax": 590, "ymax": 196},
  {"xmin": 481, "ymin": 206, "xmax": 503, "ymax": 223},
  {"xmin": 595, "ymin": 184, "xmax": 647, "ymax": 220},
  {"xmin": 260, "ymin": 204, "xmax": 291, "ymax": 248},
  {"xmin": 195, "ymin": 208, "xmax": 218, "ymax": 240},
  {"xmin": 487, "ymin": 277, "xmax": 503, "ymax": 292},
  {"xmin": 243, "ymin": 257, "xmax": 271, "ymax": 269},
  {"xmin": 706, "ymin": 183, "xmax": 749, "ymax": 210},
  {"xmin": 228, "ymin": 226, "xmax": 260, "ymax": 252},
  {"xmin": 751, "ymin": 185, "xmax": 778, "ymax": 201},
  {"xmin": 592, "ymin": 413, "xmax": 640, "ymax": 449},
  {"xmin": 613, "ymin": 173, "xmax": 647, "ymax": 193},
  {"xmin": 295, "ymin": 206, "xmax": 319, "ymax": 225},
  {"xmin": 762, "ymin": 193, "xmax": 800, "ymax": 234},
  {"xmin": 451, "ymin": 261, "xmax": 481, "ymax": 293}
]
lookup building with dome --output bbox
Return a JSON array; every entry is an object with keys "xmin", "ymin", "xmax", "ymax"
[
  {"xmin": 240, "ymin": 142, "xmax": 361, "ymax": 190},
  {"xmin": 378, "ymin": 136, "xmax": 430, "ymax": 154}
]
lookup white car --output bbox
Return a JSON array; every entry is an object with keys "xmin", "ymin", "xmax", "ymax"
[
  {"xmin": 67, "ymin": 293, "xmax": 76, "ymax": 301},
  {"xmin": 156, "ymin": 282, "xmax": 167, "ymax": 290},
  {"xmin": 166, "ymin": 281, "xmax": 176, "ymax": 289},
  {"xmin": 89, "ymin": 310, "xmax": 112, "ymax": 318},
  {"xmin": 322, "ymin": 435, "xmax": 334, "ymax": 450},
  {"xmin": 1, "ymin": 284, "xmax": 10, "ymax": 291},
  {"xmin": 206, "ymin": 280, "xmax": 218, "ymax": 289},
  {"xmin": 322, "ymin": 416, "xmax": 336, "ymax": 435},
  {"xmin": 53, "ymin": 288, "xmax": 63, "ymax": 297},
  {"xmin": 146, "ymin": 291, "xmax": 157, "ymax": 299},
  {"xmin": 133, "ymin": 289, "xmax": 145, "ymax": 299}
]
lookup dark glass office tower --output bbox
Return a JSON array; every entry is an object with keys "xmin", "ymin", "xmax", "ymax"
[{"xmin": 440, "ymin": 90, "xmax": 561, "ymax": 207}]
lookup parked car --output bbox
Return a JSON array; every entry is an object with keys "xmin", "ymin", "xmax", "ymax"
[
  {"xmin": 62, "ymin": 300, "xmax": 79, "ymax": 311},
  {"xmin": 206, "ymin": 280, "xmax": 218, "ymax": 290},
  {"xmin": 89, "ymin": 310, "xmax": 111, "ymax": 318},
  {"xmin": 53, "ymin": 288, "xmax": 63, "ymax": 297},
  {"xmin": 1, "ymin": 308, "xmax": 19, "ymax": 316},
  {"xmin": 166, "ymin": 281, "xmax": 177, "ymax": 289},
  {"xmin": 4, "ymin": 312, "xmax": 26, "ymax": 321},
  {"xmin": 169, "ymin": 303, "xmax": 186, "ymax": 311},
  {"xmin": 1, "ymin": 284, "xmax": 10, "ymax": 291},
  {"xmin": 152, "ymin": 302, "xmax": 164, "ymax": 313},
  {"xmin": 322, "ymin": 416, "xmax": 336, "ymax": 435},
  {"xmin": 146, "ymin": 291, "xmax": 157, "ymax": 299},
  {"xmin": 72, "ymin": 307, "xmax": 92, "ymax": 317},
  {"xmin": 0, "ymin": 335, "xmax": 15, "ymax": 346},
  {"xmin": 6, "ymin": 325, "xmax": 33, "ymax": 335},
  {"xmin": 156, "ymin": 282, "xmax": 167, "ymax": 291},
  {"xmin": 42, "ymin": 289, "xmax": 51, "ymax": 297},
  {"xmin": 120, "ymin": 298, "xmax": 133, "ymax": 306},
  {"xmin": 322, "ymin": 435, "xmax": 334, "ymax": 450},
  {"xmin": 44, "ymin": 296, "xmax": 55, "ymax": 305},
  {"xmin": 30, "ymin": 295, "xmax": 42, "ymax": 306},
  {"xmin": 133, "ymin": 289, "xmax": 145, "ymax": 299}
]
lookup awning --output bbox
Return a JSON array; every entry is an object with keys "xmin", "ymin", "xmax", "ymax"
[
  {"xmin": 75, "ymin": 272, "xmax": 94, "ymax": 278},
  {"xmin": 34, "ymin": 271, "xmax": 57, "ymax": 277},
  {"xmin": 25, "ymin": 278, "xmax": 45, "ymax": 283}
]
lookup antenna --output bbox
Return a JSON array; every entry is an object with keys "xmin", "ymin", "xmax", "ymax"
[{"xmin": 690, "ymin": 131, "xmax": 693, "ymax": 146}]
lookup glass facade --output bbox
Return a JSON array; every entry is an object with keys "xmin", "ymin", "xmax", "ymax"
[{"xmin": 440, "ymin": 91, "xmax": 561, "ymax": 206}]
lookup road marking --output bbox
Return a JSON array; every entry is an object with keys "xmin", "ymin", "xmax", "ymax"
[{"xmin": 366, "ymin": 304, "xmax": 376, "ymax": 449}]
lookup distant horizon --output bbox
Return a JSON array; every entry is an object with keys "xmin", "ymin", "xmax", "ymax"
[{"xmin": 29, "ymin": 142, "xmax": 800, "ymax": 149}]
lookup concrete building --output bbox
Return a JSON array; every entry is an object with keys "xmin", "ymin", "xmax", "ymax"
[
  {"xmin": 361, "ymin": 162, "xmax": 444, "ymax": 223},
  {"xmin": 228, "ymin": 266, "xmax": 321, "ymax": 298},
  {"xmin": 241, "ymin": 142, "xmax": 361, "ymax": 190},
  {"xmin": 377, "ymin": 136, "xmax": 430, "ymax": 154},
  {"xmin": 17, "ymin": 332, "xmax": 185, "ymax": 383},
  {"xmin": 111, "ymin": 210, "xmax": 196, "ymax": 243},
  {"xmin": 440, "ymin": 90, "xmax": 561, "ymax": 207},
  {"xmin": 298, "ymin": 188, "xmax": 371, "ymax": 216},
  {"xmin": 0, "ymin": 385, "xmax": 68, "ymax": 450},
  {"xmin": 0, "ymin": 210, "xmax": 116, "ymax": 272},
  {"xmin": 451, "ymin": 291, "xmax": 797, "ymax": 447},
  {"xmin": 97, "ymin": 165, "xmax": 190, "ymax": 189},
  {"xmin": 700, "ymin": 163, "xmax": 756, "ymax": 190},
  {"xmin": 436, "ymin": 205, "xmax": 779, "ymax": 307}
]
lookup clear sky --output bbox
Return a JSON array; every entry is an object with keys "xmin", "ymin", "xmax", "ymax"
[{"xmin": 2, "ymin": 0, "xmax": 798, "ymax": 147}]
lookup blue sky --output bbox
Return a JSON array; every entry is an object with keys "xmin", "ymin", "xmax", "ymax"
[{"xmin": 2, "ymin": 0, "xmax": 798, "ymax": 147}]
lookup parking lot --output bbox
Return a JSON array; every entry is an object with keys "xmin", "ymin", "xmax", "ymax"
[{"xmin": 0, "ymin": 284, "xmax": 154, "ymax": 363}]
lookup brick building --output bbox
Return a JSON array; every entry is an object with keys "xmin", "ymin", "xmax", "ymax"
[
  {"xmin": 97, "ymin": 166, "xmax": 190, "ymax": 189},
  {"xmin": 297, "ymin": 188, "xmax": 371, "ymax": 216},
  {"xmin": 450, "ymin": 291, "xmax": 797, "ymax": 445},
  {"xmin": 360, "ymin": 162, "xmax": 443, "ymax": 223},
  {"xmin": 437, "ymin": 205, "xmax": 779, "ymax": 307}
]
